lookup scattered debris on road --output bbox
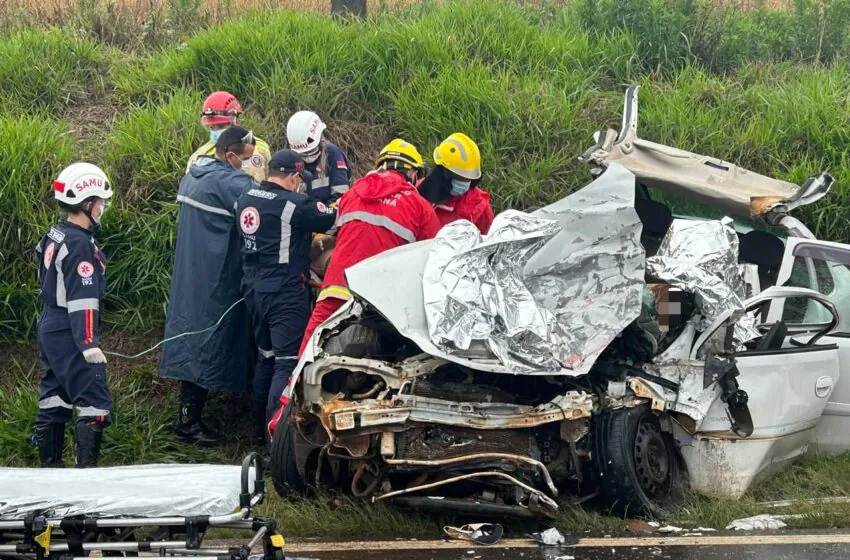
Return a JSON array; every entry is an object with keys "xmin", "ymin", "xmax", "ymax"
[{"xmin": 726, "ymin": 514, "xmax": 788, "ymax": 531}]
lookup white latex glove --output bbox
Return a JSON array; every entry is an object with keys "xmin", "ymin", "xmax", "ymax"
[{"xmin": 83, "ymin": 347, "xmax": 107, "ymax": 364}]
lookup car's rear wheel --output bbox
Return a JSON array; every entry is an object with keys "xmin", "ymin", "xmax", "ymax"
[
  {"xmin": 269, "ymin": 402, "xmax": 304, "ymax": 496},
  {"xmin": 593, "ymin": 406, "xmax": 687, "ymax": 518}
]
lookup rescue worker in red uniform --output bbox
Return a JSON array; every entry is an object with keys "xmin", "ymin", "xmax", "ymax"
[
  {"xmin": 417, "ymin": 133, "xmax": 494, "ymax": 234},
  {"xmin": 298, "ymin": 139, "xmax": 441, "ymax": 357},
  {"xmin": 34, "ymin": 163, "xmax": 114, "ymax": 468},
  {"xmin": 264, "ymin": 140, "xmax": 440, "ymax": 433}
]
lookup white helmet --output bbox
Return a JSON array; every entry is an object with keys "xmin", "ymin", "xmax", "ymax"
[
  {"xmin": 53, "ymin": 162, "xmax": 113, "ymax": 206},
  {"xmin": 286, "ymin": 111, "xmax": 326, "ymax": 155}
]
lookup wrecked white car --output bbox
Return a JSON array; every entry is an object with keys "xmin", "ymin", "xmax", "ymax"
[{"xmin": 269, "ymin": 85, "xmax": 850, "ymax": 519}]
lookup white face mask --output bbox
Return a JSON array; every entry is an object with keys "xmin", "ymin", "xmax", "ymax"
[
  {"xmin": 450, "ymin": 179, "xmax": 472, "ymax": 197},
  {"xmin": 241, "ymin": 158, "xmax": 253, "ymax": 170},
  {"xmin": 302, "ymin": 151, "xmax": 320, "ymax": 164}
]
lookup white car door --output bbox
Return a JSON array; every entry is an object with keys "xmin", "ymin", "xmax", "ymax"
[
  {"xmin": 767, "ymin": 238, "xmax": 850, "ymax": 453},
  {"xmin": 681, "ymin": 287, "xmax": 841, "ymax": 497}
]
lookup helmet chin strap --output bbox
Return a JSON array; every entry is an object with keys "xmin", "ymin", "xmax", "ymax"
[{"xmin": 80, "ymin": 200, "xmax": 100, "ymax": 232}]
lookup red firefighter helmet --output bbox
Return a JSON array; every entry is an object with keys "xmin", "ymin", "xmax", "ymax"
[{"xmin": 200, "ymin": 91, "xmax": 243, "ymax": 127}]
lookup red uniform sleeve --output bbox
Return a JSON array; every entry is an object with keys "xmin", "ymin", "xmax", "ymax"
[
  {"xmin": 417, "ymin": 198, "xmax": 442, "ymax": 241},
  {"xmin": 475, "ymin": 203, "xmax": 495, "ymax": 235}
]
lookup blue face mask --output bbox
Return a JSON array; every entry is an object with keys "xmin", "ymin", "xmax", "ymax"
[
  {"xmin": 209, "ymin": 128, "xmax": 226, "ymax": 142},
  {"xmin": 450, "ymin": 179, "xmax": 471, "ymax": 197}
]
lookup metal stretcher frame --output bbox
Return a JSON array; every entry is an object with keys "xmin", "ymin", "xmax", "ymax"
[{"xmin": 0, "ymin": 454, "xmax": 285, "ymax": 560}]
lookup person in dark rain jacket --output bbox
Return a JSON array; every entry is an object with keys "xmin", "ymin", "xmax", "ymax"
[{"xmin": 160, "ymin": 126, "xmax": 257, "ymax": 446}]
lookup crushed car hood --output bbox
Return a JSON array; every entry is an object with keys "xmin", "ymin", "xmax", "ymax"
[{"xmin": 345, "ymin": 162, "xmax": 645, "ymax": 375}]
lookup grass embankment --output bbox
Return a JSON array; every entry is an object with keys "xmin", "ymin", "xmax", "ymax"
[{"xmin": 2, "ymin": 0, "xmax": 850, "ymax": 537}]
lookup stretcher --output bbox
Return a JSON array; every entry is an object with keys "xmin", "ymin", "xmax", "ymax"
[{"xmin": 0, "ymin": 454, "xmax": 286, "ymax": 560}]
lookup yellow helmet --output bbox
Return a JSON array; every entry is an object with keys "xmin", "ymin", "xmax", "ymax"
[
  {"xmin": 433, "ymin": 132, "xmax": 481, "ymax": 180},
  {"xmin": 375, "ymin": 138, "xmax": 424, "ymax": 171}
]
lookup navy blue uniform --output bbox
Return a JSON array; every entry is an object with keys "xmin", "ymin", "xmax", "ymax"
[
  {"xmin": 236, "ymin": 182, "xmax": 337, "ymax": 420},
  {"xmin": 304, "ymin": 143, "xmax": 351, "ymax": 203},
  {"xmin": 34, "ymin": 222, "xmax": 111, "ymax": 428}
]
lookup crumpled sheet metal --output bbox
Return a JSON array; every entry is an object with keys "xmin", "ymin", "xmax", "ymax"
[
  {"xmin": 646, "ymin": 218, "xmax": 759, "ymax": 343},
  {"xmin": 0, "ymin": 463, "xmax": 254, "ymax": 519},
  {"xmin": 424, "ymin": 163, "xmax": 645, "ymax": 373}
]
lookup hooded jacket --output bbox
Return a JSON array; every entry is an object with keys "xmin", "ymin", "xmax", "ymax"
[
  {"xmin": 159, "ymin": 157, "xmax": 254, "ymax": 391},
  {"xmin": 319, "ymin": 170, "xmax": 441, "ymax": 301}
]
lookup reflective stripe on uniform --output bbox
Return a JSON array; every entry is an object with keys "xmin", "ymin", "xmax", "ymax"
[
  {"xmin": 311, "ymin": 176, "xmax": 331, "ymax": 189},
  {"xmin": 435, "ymin": 204, "xmax": 455, "ymax": 212},
  {"xmin": 318, "ymin": 285, "xmax": 351, "ymax": 301},
  {"xmin": 274, "ymin": 355, "xmax": 298, "ymax": 362},
  {"xmin": 76, "ymin": 405, "xmax": 111, "ymax": 418},
  {"xmin": 337, "ymin": 211, "xmax": 416, "ymax": 244},
  {"xmin": 38, "ymin": 395, "xmax": 74, "ymax": 410},
  {"xmin": 258, "ymin": 347, "xmax": 275, "ymax": 359},
  {"xmin": 176, "ymin": 195, "xmax": 234, "ymax": 217},
  {"xmin": 331, "ymin": 184, "xmax": 349, "ymax": 194},
  {"xmin": 278, "ymin": 201, "xmax": 297, "ymax": 264},
  {"xmin": 54, "ymin": 244, "xmax": 70, "ymax": 308},
  {"xmin": 67, "ymin": 298, "xmax": 99, "ymax": 313}
]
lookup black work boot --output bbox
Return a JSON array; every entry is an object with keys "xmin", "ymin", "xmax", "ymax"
[
  {"xmin": 73, "ymin": 422, "xmax": 104, "ymax": 468},
  {"xmin": 173, "ymin": 405, "xmax": 223, "ymax": 447},
  {"xmin": 35, "ymin": 423, "xmax": 66, "ymax": 468}
]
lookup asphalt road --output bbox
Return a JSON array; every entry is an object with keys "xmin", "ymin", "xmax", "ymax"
[{"xmin": 284, "ymin": 532, "xmax": 850, "ymax": 560}]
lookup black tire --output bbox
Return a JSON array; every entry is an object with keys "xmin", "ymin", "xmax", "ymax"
[
  {"xmin": 592, "ymin": 406, "xmax": 687, "ymax": 518},
  {"xmin": 322, "ymin": 323, "xmax": 382, "ymax": 358},
  {"xmin": 269, "ymin": 402, "xmax": 304, "ymax": 496}
]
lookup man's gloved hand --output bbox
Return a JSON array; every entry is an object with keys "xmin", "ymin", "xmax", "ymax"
[{"xmin": 82, "ymin": 348, "xmax": 107, "ymax": 364}]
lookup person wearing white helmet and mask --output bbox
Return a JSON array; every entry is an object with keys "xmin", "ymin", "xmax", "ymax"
[
  {"xmin": 33, "ymin": 162, "xmax": 114, "ymax": 468},
  {"xmin": 286, "ymin": 110, "xmax": 351, "ymax": 204},
  {"xmin": 187, "ymin": 91, "xmax": 272, "ymax": 183}
]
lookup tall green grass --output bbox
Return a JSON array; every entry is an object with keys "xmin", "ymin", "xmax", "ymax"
[
  {"xmin": 2, "ymin": 0, "xmax": 850, "ymax": 337},
  {"xmin": 580, "ymin": 0, "xmax": 850, "ymax": 73},
  {"xmin": 0, "ymin": 353, "xmax": 252, "ymax": 466},
  {"xmin": 0, "ymin": 29, "xmax": 103, "ymax": 112},
  {"xmin": 0, "ymin": 116, "xmax": 75, "ymax": 335}
]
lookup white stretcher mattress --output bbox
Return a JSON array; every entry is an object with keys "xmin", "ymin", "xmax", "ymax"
[{"xmin": 0, "ymin": 463, "xmax": 255, "ymax": 520}]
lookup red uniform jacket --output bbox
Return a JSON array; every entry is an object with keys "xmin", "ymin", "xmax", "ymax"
[
  {"xmin": 320, "ymin": 170, "xmax": 441, "ymax": 300},
  {"xmin": 433, "ymin": 187, "xmax": 494, "ymax": 235}
]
